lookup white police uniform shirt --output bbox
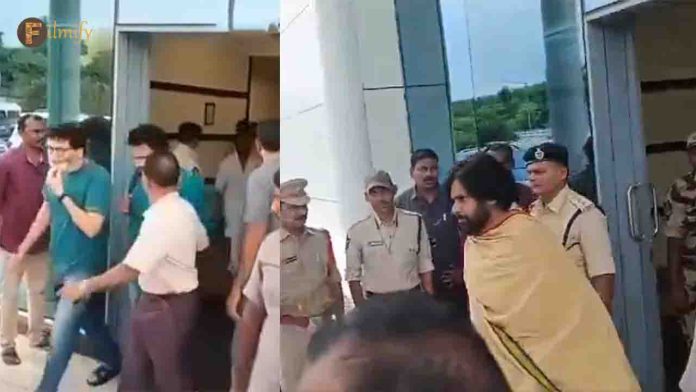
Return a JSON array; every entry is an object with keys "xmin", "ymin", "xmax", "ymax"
[{"xmin": 345, "ymin": 208, "xmax": 434, "ymax": 294}]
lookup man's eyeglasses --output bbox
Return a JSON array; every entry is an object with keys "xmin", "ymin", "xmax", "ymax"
[{"xmin": 46, "ymin": 146, "xmax": 73, "ymax": 154}]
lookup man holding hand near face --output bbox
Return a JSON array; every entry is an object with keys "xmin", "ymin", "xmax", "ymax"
[{"xmin": 12, "ymin": 123, "xmax": 121, "ymax": 391}]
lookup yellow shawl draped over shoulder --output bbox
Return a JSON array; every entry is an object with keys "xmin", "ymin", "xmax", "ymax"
[{"xmin": 465, "ymin": 213, "xmax": 640, "ymax": 391}]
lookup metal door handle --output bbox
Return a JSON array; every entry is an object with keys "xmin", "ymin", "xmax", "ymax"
[
  {"xmin": 649, "ymin": 184, "xmax": 659, "ymax": 238},
  {"xmin": 627, "ymin": 184, "xmax": 644, "ymax": 241}
]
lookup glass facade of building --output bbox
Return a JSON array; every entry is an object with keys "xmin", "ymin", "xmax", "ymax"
[{"xmin": 441, "ymin": 0, "xmax": 591, "ymax": 175}]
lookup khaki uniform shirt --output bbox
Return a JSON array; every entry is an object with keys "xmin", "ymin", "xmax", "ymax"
[
  {"xmin": 530, "ymin": 186, "xmax": 615, "ymax": 279},
  {"xmin": 243, "ymin": 230, "xmax": 280, "ymax": 391},
  {"xmin": 280, "ymin": 227, "xmax": 341, "ymax": 318},
  {"xmin": 345, "ymin": 209, "xmax": 434, "ymax": 294}
]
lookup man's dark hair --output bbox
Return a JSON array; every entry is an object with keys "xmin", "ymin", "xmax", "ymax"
[
  {"xmin": 447, "ymin": 153, "xmax": 517, "ymax": 210},
  {"xmin": 81, "ymin": 116, "xmax": 113, "ymax": 172},
  {"xmin": 236, "ymin": 119, "xmax": 258, "ymax": 134},
  {"xmin": 178, "ymin": 122, "xmax": 203, "ymax": 144},
  {"xmin": 18, "ymin": 114, "xmax": 45, "ymax": 133},
  {"xmin": 486, "ymin": 143, "xmax": 514, "ymax": 166},
  {"xmin": 306, "ymin": 292, "xmax": 509, "ymax": 391},
  {"xmin": 80, "ymin": 116, "xmax": 111, "ymax": 135},
  {"xmin": 273, "ymin": 170, "xmax": 280, "ymax": 188},
  {"xmin": 143, "ymin": 151, "xmax": 180, "ymax": 188},
  {"xmin": 410, "ymin": 149, "xmax": 439, "ymax": 169},
  {"xmin": 256, "ymin": 121, "xmax": 280, "ymax": 152},
  {"xmin": 234, "ymin": 120, "xmax": 258, "ymax": 148},
  {"xmin": 47, "ymin": 123, "xmax": 87, "ymax": 150},
  {"xmin": 128, "ymin": 124, "xmax": 170, "ymax": 152}
]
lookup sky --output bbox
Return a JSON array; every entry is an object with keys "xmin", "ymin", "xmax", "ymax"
[
  {"xmin": 0, "ymin": 0, "xmax": 278, "ymax": 47},
  {"xmin": 439, "ymin": 0, "xmax": 547, "ymax": 100},
  {"xmin": 1, "ymin": 0, "xmax": 545, "ymax": 102}
]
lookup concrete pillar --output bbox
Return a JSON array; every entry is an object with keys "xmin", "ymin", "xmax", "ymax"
[
  {"xmin": 313, "ymin": 0, "xmax": 374, "ymax": 227},
  {"xmin": 394, "ymin": 0, "xmax": 454, "ymax": 182},
  {"xmin": 541, "ymin": 0, "xmax": 592, "ymax": 174},
  {"xmin": 48, "ymin": 0, "xmax": 81, "ymax": 126}
]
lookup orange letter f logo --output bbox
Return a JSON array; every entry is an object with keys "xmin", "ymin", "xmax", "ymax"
[{"xmin": 25, "ymin": 22, "xmax": 42, "ymax": 46}]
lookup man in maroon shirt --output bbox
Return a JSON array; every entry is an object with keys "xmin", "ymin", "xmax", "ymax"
[{"xmin": 0, "ymin": 114, "xmax": 51, "ymax": 365}]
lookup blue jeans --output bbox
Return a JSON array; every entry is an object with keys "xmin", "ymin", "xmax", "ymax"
[{"xmin": 36, "ymin": 276, "xmax": 121, "ymax": 392}]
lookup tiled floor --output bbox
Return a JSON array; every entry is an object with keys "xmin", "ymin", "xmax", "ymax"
[{"xmin": 0, "ymin": 334, "xmax": 117, "ymax": 392}]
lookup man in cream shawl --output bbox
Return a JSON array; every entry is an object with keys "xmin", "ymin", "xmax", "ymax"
[{"xmin": 448, "ymin": 153, "xmax": 639, "ymax": 391}]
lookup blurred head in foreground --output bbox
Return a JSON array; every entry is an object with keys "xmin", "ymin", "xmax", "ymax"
[{"xmin": 299, "ymin": 292, "xmax": 510, "ymax": 392}]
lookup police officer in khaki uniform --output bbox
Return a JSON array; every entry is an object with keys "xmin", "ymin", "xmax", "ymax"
[
  {"xmin": 346, "ymin": 170, "xmax": 435, "ymax": 307},
  {"xmin": 525, "ymin": 143, "xmax": 616, "ymax": 313},
  {"xmin": 279, "ymin": 178, "xmax": 344, "ymax": 392}
]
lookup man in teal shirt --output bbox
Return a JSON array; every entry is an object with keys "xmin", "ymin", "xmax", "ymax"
[
  {"xmin": 11, "ymin": 123, "xmax": 121, "ymax": 390},
  {"xmin": 122, "ymin": 124, "xmax": 212, "ymax": 241}
]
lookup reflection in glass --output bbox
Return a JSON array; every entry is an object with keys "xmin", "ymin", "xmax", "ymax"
[
  {"xmin": 441, "ymin": 0, "xmax": 590, "ymax": 174},
  {"xmin": 442, "ymin": 0, "xmax": 552, "ymax": 161}
]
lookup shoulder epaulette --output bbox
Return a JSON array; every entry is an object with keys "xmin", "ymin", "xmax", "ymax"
[
  {"xmin": 307, "ymin": 227, "xmax": 329, "ymax": 236},
  {"xmin": 567, "ymin": 190, "xmax": 594, "ymax": 213},
  {"xmin": 347, "ymin": 216, "xmax": 372, "ymax": 233}
]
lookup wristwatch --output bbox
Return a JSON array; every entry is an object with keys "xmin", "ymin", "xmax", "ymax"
[{"xmin": 58, "ymin": 193, "xmax": 69, "ymax": 203}]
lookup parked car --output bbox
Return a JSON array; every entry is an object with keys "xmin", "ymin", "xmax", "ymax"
[
  {"xmin": 456, "ymin": 144, "xmax": 529, "ymax": 182},
  {"xmin": 0, "ymin": 101, "xmax": 22, "ymax": 139},
  {"xmin": 7, "ymin": 124, "xmax": 21, "ymax": 149}
]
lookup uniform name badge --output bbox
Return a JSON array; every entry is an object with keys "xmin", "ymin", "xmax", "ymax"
[{"xmin": 367, "ymin": 240, "xmax": 385, "ymax": 248}]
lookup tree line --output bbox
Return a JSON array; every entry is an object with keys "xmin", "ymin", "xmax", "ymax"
[
  {"xmin": 451, "ymin": 82, "xmax": 549, "ymax": 150},
  {"xmin": 0, "ymin": 31, "xmax": 112, "ymax": 116}
]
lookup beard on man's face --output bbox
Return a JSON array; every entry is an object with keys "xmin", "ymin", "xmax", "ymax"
[{"xmin": 455, "ymin": 202, "xmax": 491, "ymax": 236}]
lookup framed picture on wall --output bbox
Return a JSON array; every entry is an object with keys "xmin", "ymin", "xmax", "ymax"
[{"xmin": 204, "ymin": 102, "xmax": 215, "ymax": 125}]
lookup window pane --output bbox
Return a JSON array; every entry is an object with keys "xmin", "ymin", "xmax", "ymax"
[{"xmin": 441, "ymin": 0, "xmax": 590, "ymax": 181}]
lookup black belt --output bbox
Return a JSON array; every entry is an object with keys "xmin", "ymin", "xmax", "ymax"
[
  {"xmin": 366, "ymin": 284, "xmax": 422, "ymax": 298},
  {"xmin": 142, "ymin": 289, "xmax": 197, "ymax": 300}
]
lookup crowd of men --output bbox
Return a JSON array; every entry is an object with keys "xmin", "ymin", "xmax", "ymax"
[
  {"xmin": 254, "ymin": 137, "xmax": 636, "ymax": 392},
  {"xmin": 256, "ymin": 132, "xmax": 684, "ymax": 391},
  {"xmin": 5, "ymin": 108, "xmax": 696, "ymax": 391},
  {"xmin": 0, "ymin": 114, "xmax": 280, "ymax": 391},
  {"xmin": 257, "ymin": 132, "xmax": 696, "ymax": 392}
]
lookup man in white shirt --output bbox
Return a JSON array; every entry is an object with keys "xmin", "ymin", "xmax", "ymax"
[
  {"xmin": 215, "ymin": 121, "xmax": 262, "ymax": 274},
  {"xmin": 171, "ymin": 121, "xmax": 202, "ymax": 173},
  {"xmin": 60, "ymin": 150, "xmax": 210, "ymax": 391}
]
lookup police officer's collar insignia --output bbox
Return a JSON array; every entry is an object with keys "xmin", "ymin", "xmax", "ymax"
[{"xmin": 534, "ymin": 148, "xmax": 545, "ymax": 160}]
